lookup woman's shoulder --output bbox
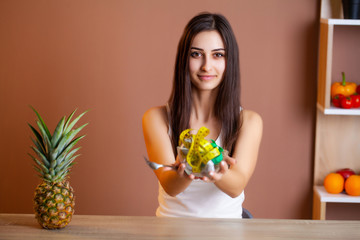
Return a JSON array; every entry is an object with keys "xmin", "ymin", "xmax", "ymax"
[
  {"xmin": 142, "ymin": 105, "xmax": 169, "ymax": 127},
  {"xmin": 241, "ymin": 109, "xmax": 263, "ymax": 129}
]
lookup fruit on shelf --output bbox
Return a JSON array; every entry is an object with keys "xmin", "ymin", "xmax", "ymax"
[
  {"xmin": 324, "ymin": 169, "xmax": 360, "ymax": 196},
  {"xmin": 336, "ymin": 168, "xmax": 355, "ymax": 181},
  {"xmin": 340, "ymin": 96, "xmax": 353, "ymax": 109},
  {"xmin": 331, "ymin": 93, "xmax": 360, "ymax": 109},
  {"xmin": 323, "ymin": 173, "xmax": 344, "ymax": 194},
  {"xmin": 331, "ymin": 72, "xmax": 357, "ymax": 98},
  {"xmin": 351, "ymin": 94, "xmax": 360, "ymax": 108},
  {"xmin": 344, "ymin": 175, "xmax": 360, "ymax": 196},
  {"xmin": 332, "ymin": 94, "xmax": 344, "ymax": 107}
]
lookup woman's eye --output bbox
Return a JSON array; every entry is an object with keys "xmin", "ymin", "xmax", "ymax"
[
  {"xmin": 214, "ymin": 52, "xmax": 225, "ymax": 58},
  {"xmin": 190, "ymin": 52, "xmax": 202, "ymax": 58}
]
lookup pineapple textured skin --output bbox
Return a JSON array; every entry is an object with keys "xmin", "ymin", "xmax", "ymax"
[{"xmin": 34, "ymin": 181, "xmax": 75, "ymax": 229}]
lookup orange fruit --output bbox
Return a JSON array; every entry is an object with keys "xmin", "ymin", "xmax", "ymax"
[
  {"xmin": 345, "ymin": 175, "xmax": 360, "ymax": 196},
  {"xmin": 324, "ymin": 173, "xmax": 344, "ymax": 194}
]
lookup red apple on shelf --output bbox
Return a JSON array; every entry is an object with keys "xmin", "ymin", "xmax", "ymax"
[{"xmin": 336, "ymin": 168, "xmax": 355, "ymax": 181}]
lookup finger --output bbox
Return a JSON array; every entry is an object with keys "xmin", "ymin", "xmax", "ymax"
[
  {"xmin": 177, "ymin": 163, "xmax": 195, "ymax": 180},
  {"xmin": 201, "ymin": 176, "xmax": 211, "ymax": 182},
  {"xmin": 177, "ymin": 163, "xmax": 186, "ymax": 177},
  {"xmin": 224, "ymin": 156, "xmax": 237, "ymax": 167},
  {"xmin": 174, "ymin": 155, "xmax": 182, "ymax": 165},
  {"xmin": 188, "ymin": 173, "xmax": 195, "ymax": 180},
  {"xmin": 162, "ymin": 166, "xmax": 176, "ymax": 171},
  {"xmin": 203, "ymin": 173, "xmax": 219, "ymax": 183},
  {"xmin": 208, "ymin": 171, "xmax": 221, "ymax": 182},
  {"xmin": 217, "ymin": 161, "xmax": 228, "ymax": 174}
]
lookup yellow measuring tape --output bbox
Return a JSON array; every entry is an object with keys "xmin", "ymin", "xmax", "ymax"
[{"xmin": 178, "ymin": 127, "xmax": 223, "ymax": 173}]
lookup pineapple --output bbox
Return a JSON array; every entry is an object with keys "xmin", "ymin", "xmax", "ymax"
[{"xmin": 28, "ymin": 106, "xmax": 87, "ymax": 229}]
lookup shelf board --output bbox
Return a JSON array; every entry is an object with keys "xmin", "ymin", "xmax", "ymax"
[
  {"xmin": 321, "ymin": 18, "xmax": 360, "ymax": 26},
  {"xmin": 317, "ymin": 103, "xmax": 360, "ymax": 115},
  {"xmin": 314, "ymin": 185, "xmax": 360, "ymax": 203}
]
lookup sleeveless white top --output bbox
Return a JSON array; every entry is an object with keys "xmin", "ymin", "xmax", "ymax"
[{"xmin": 156, "ymin": 105, "xmax": 245, "ymax": 218}]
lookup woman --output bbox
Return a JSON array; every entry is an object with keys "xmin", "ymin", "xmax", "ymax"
[{"xmin": 142, "ymin": 12, "xmax": 263, "ymax": 218}]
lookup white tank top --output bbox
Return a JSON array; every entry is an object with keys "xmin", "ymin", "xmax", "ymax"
[{"xmin": 156, "ymin": 105, "xmax": 245, "ymax": 218}]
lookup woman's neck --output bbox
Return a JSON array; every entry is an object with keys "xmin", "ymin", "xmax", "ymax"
[
  {"xmin": 190, "ymin": 88, "xmax": 219, "ymax": 125},
  {"xmin": 190, "ymin": 89, "xmax": 221, "ymax": 140}
]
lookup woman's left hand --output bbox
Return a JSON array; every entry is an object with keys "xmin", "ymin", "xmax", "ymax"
[{"xmin": 200, "ymin": 155, "xmax": 237, "ymax": 182}]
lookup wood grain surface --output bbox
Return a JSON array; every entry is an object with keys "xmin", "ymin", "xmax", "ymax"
[{"xmin": 1, "ymin": 214, "xmax": 360, "ymax": 239}]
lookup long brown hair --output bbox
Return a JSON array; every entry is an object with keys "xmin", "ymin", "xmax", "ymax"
[{"xmin": 168, "ymin": 12, "xmax": 242, "ymax": 155}]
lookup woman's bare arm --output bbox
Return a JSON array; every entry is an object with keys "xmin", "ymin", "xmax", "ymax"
[
  {"xmin": 204, "ymin": 110, "xmax": 263, "ymax": 198},
  {"xmin": 142, "ymin": 106, "xmax": 194, "ymax": 197}
]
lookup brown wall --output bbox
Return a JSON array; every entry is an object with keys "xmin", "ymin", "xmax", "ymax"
[{"xmin": 0, "ymin": 0, "xmax": 332, "ymax": 219}]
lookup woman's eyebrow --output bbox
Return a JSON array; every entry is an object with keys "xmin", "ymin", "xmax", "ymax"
[
  {"xmin": 190, "ymin": 47, "xmax": 203, "ymax": 51},
  {"xmin": 190, "ymin": 47, "xmax": 225, "ymax": 51},
  {"xmin": 212, "ymin": 48, "xmax": 225, "ymax": 52}
]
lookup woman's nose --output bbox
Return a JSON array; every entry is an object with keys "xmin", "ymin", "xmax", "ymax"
[{"xmin": 201, "ymin": 56, "xmax": 211, "ymax": 71}]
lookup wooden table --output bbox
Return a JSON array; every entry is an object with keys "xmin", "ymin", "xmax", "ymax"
[{"xmin": 1, "ymin": 214, "xmax": 360, "ymax": 239}]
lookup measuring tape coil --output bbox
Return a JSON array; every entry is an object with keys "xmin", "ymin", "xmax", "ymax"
[{"xmin": 178, "ymin": 127, "xmax": 225, "ymax": 176}]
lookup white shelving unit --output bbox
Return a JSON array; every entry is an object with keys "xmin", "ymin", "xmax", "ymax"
[
  {"xmin": 316, "ymin": 18, "xmax": 360, "ymax": 114},
  {"xmin": 322, "ymin": 18, "xmax": 360, "ymax": 25},
  {"xmin": 317, "ymin": 103, "xmax": 360, "ymax": 115},
  {"xmin": 314, "ymin": 186, "xmax": 360, "ymax": 203},
  {"xmin": 313, "ymin": 186, "xmax": 360, "ymax": 220},
  {"xmin": 313, "ymin": 0, "xmax": 360, "ymax": 220}
]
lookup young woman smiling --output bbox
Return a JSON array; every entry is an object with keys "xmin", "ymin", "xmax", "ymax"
[{"xmin": 142, "ymin": 13, "xmax": 263, "ymax": 218}]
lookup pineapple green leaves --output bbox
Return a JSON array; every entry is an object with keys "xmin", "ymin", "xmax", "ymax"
[{"xmin": 28, "ymin": 106, "xmax": 88, "ymax": 182}]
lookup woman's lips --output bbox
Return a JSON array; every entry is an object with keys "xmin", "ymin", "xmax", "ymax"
[{"xmin": 198, "ymin": 75, "xmax": 216, "ymax": 81}]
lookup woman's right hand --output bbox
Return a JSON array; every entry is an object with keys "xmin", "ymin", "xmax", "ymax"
[{"xmin": 170, "ymin": 156, "xmax": 195, "ymax": 180}]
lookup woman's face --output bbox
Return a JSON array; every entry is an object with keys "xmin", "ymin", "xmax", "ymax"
[{"xmin": 189, "ymin": 30, "xmax": 226, "ymax": 91}]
